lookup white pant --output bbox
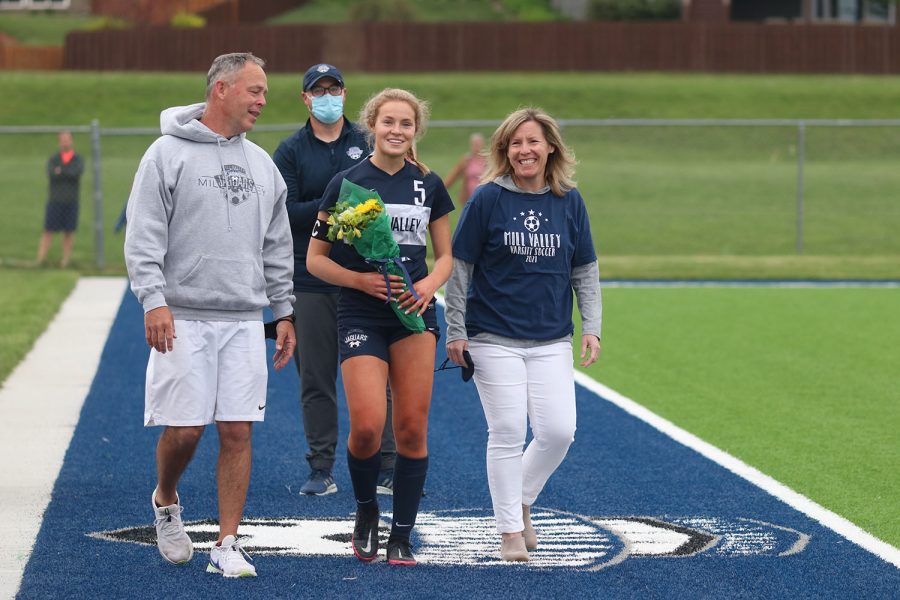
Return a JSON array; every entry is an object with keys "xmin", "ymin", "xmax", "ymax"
[
  {"xmin": 468, "ymin": 340, "xmax": 577, "ymax": 534},
  {"xmin": 145, "ymin": 320, "xmax": 267, "ymax": 426}
]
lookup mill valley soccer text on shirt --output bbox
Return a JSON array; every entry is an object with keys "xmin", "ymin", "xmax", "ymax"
[{"xmin": 504, "ymin": 230, "xmax": 562, "ymax": 261}]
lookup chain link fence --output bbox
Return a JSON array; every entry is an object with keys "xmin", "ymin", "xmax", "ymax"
[{"xmin": 2, "ymin": 119, "xmax": 899, "ymax": 272}]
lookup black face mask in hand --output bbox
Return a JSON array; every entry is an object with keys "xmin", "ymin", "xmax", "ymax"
[
  {"xmin": 435, "ymin": 350, "xmax": 475, "ymax": 382},
  {"xmin": 264, "ymin": 313, "xmax": 296, "ymax": 340}
]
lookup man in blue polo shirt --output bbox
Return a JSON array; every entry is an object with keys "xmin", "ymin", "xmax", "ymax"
[{"xmin": 274, "ymin": 64, "xmax": 397, "ymax": 496}]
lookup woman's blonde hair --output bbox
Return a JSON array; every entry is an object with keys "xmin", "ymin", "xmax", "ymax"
[
  {"xmin": 359, "ymin": 88, "xmax": 431, "ymax": 175},
  {"xmin": 483, "ymin": 107, "xmax": 576, "ymax": 196}
]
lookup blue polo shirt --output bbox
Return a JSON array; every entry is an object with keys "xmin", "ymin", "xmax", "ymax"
[
  {"xmin": 319, "ymin": 158, "xmax": 454, "ymax": 321},
  {"xmin": 273, "ymin": 118, "xmax": 369, "ymax": 293},
  {"xmin": 452, "ymin": 182, "xmax": 596, "ymax": 341}
]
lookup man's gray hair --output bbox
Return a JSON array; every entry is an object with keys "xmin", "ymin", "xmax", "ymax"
[{"xmin": 206, "ymin": 52, "xmax": 266, "ymax": 99}]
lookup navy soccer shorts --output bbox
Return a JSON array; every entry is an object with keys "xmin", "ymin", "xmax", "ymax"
[{"xmin": 338, "ymin": 301, "xmax": 439, "ymax": 363}]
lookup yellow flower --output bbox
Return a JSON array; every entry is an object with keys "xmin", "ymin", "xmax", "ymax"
[
  {"xmin": 326, "ymin": 198, "xmax": 383, "ymax": 243},
  {"xmin": 355, "ymin": 199, "xmax": 382, "ymax": 215}
]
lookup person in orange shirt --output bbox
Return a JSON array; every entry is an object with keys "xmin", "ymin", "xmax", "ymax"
[{"xmin": 37, "ymin": 131, "xmax": 84, "ymax": 268}]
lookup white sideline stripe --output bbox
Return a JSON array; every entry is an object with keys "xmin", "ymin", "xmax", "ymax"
[
  {"xmin": 0, "ymin": 277, "xmax": 127, "ymax": 600},
  {"xmin": 573, "ymin": 372, "xmax": 900, "ymax": 569}
]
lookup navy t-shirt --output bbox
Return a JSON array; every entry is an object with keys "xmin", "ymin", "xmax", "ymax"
[
  {"xmin": 319, "ymin": 158, "xmax": 454, "ymax": 320},
  {"xmin": 452, "ymin": 182, "xmax": 596, "ymax": 341}
]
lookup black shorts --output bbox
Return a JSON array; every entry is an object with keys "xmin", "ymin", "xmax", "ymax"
[
  {"xmin": 44, "ymin": 201, "xmax": 79, "ymax": 232},
  {"xmin": 338, "ymin": 301, "xmax": 440, "ymax": 363}
]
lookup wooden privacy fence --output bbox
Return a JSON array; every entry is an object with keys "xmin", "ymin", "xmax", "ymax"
[
  {"xmin": 64, "ymin": 21, "xmax": 900, "ymax": 74},
  {"xmin": 0, "ymin": 44, "xmax": 63, "ymax": 70}
]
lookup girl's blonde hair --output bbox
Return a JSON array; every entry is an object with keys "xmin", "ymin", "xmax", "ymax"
[
  {"xmin": 483, "ymin": 107, "xmax": 576, "ymax": 196},
  {"xmin": 359, "ymin": 88, "xmax": 431, "ymax": 175}
]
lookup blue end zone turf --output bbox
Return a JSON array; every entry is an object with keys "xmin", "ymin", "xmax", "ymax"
[{"xmin": 17, "ymin": 291, "xmax": 900, "ymax": 599}]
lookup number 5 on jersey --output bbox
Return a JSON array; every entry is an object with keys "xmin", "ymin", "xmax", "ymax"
[{"xmin": 413, "ymin": 180, "xmax": 426, "ymax": 206}]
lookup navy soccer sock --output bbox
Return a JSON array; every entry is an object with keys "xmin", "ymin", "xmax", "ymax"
[
  {"xmin": 389, "ymin": 453, "xmax": 429, "ymax": 543},
  {"xmin": 347, "ymin": 448, "xmax": 381, "ymax": 515}
]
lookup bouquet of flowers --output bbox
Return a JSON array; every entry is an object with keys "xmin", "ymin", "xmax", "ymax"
[{"xmin": 327, "ymin": 178, "xmax": 425, "ymax": 333}]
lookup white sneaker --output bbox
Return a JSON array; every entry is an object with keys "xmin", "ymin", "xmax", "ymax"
[
  {"xmin": 152, "ymin": 488, "xmax": 194, "ymax": 564},
  {"xmin": 207, "ymin": 535, "xmax": 257, "ymax": 578}
]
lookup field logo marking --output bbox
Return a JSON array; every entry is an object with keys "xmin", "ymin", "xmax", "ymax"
[{"xmin": 89, "ymin": 508, "xmax": 807, "ymax": 570}]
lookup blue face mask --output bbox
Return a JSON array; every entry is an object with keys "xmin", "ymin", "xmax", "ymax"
[{"xmin": 310, "ymin": 94, "xmax": 344, "ymax": 124}]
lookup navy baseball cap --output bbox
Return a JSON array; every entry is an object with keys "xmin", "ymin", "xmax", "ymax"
[{"xmin": 302, "ymin": 64, "xmax": 344, "ymax": 91}]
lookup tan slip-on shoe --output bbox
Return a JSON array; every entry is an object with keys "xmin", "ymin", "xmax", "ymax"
[
  {"xmin": 523, "ymin": 504, "xmax": 538, "ymax": 551},
  {"xmin": 500, "ymin": 534, "xmax": 529, "ymax": 562}
]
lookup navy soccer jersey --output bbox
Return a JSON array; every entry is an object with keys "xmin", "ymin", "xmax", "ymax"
[
  {"xmin": 319, "ymin": 157, "xmax": 454, "ymax": 319},
  {"xmin": 452, "ymin": 182, "xmax": 596, "ymax": 341}
]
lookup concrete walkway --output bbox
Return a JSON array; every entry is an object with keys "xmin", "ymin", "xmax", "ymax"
[{"xmin": 0, "ymin": 277, "xmax": 126, "ymax": 599}]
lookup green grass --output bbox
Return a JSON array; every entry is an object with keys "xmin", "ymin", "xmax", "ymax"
[
  {"xmin": 9, "ymin": 125, "xmax": 900, "ymax": 275},
  {"xmin": 0, "ymin": 269, "xmax": 78, "ymax": 382},
  {"xmin": 267, "ymin": 0, "xmax": 561, "ymax": 23},
  {"xmin": 2, "ymin": 71, "xmax": 900, "ymax": 277},
  {"xmin": 6, "ymin": 72, "xmax": 900, "ymax": 126},
  {"xmin": 597, "ymin": 255, "xmax": 900, "ymax": 279},
  {"xmin": 576, "ymin": 287, "xmax": 900, "ymax": 547},
  {"xmin": 0, "ymin": 12, "xmax": 106, "ymax": 45}
]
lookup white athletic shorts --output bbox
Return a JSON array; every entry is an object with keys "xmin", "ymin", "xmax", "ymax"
[{"xmin": 144, "ymin": 320, "xmax": 268, "ymax": 426}]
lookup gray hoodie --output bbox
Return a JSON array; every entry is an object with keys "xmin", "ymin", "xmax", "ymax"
[{"xmin": 125, "ymin": 103, "xmax": 295, "ymax": 321}]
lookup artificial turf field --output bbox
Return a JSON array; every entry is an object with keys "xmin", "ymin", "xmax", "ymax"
[{"xmin": 13, "ymin": 284, "xmax": 899, "ymax": 599}]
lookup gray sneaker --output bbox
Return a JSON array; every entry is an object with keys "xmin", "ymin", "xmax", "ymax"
[
  {"xmin": 300, "ymin": 469, "xmax": 337, "ymax": 496},
  {"xmin": 376, "ymin": 469, "xmax": 394, "ymax": 495},
  {"xmin": 152, "ymin": 488, "xmax": 193, "ymax": 564},
  {"xmin": 377, "ymin": 469, "xmax": 426, "ymax": 497}
]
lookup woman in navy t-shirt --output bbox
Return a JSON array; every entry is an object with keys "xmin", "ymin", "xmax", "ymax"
[
  {"xmin": 307, "ymin": 88, "xmax": 453, "ymax": 566},
  {"xmin": 445, "ymin": 108, "xmax": 602, "ymax": 562}
]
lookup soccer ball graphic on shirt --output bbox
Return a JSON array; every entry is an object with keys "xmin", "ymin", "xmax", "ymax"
[
  {"xmin": 513, "ymin": 210, "xmax": 544, "ymax": 232},
  {"xmin": 523, "ymin": 214, "xmax": 541, "ymax": 232}
]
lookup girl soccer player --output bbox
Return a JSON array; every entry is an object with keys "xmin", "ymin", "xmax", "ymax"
[{"xmin": 307, "ymin": 88, "xmax": 453, "ymax": 565}]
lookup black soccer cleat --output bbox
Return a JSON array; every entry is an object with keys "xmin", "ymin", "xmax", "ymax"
[
  {"xmin": 351, "ymin": 506, "xmax": 380, "ymax": 562},
  {"xmin": 386, "ymin": 539, "xmax": 417, "ymax": 566}
]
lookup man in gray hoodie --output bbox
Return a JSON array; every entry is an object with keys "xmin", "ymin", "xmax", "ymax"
[{"xmin": 124, "ymin": 52, "xmax": 295, "ymax": 579}]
